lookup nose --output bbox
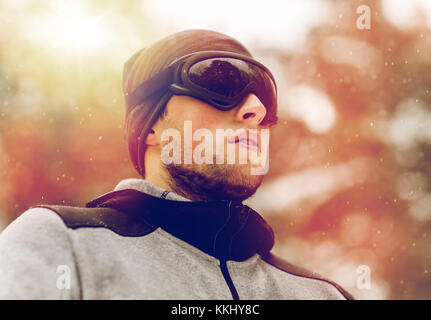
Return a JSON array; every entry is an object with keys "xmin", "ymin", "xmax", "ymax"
[{"xmin": 234, "ymin": 94, "xmax": 267, "ymax": 126}]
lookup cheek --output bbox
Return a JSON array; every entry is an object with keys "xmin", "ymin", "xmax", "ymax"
[
  {"xmin": 165, "ymin": 96, "xmax": 231, "ymax": 151},
  {"xmin": 168, "ymin": 95, "xmax": 227, "ymax": 131},
  {"xmin": 189, "ymin": 112, "xmax": 218, "ymax": 149},
  {"xmin": 194, "ymin": 111, "xmax": 220, "ymax": 129},
  {"xmin": 180, "ymin": 112, "xmax": 222, "ymax": 156},
  {"xmin": 190, "ymin": 104, "xmax": 230, "ymax": 131}
]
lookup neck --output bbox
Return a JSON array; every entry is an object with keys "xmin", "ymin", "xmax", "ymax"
[
  {"xmin": 144, "ymin": 154, "xmax": 213, "ymax": 201},
  {"xmin": 145, "ymin": 170, "xmax": 206, "ymax": 201},
  {"xmin": 144, "ymin": 167, "xmax": 181, "ymax": 197},
  {"xmin": 145, "ymin": 165, "xmax": 223, "ymax": 202},
  {"xmin": 145, "ymin": 156, "xmax": 258, "ymax": 202}
]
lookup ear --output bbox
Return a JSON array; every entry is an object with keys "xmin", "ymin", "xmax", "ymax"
[{"xmin": 145, "ymin": 129, "xmax": 159, "ymax": 146}]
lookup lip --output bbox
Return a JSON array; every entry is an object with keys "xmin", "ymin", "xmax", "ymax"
[{"xmin": 227, "ymin": 129, "xmax": 261, "ymax": 152}]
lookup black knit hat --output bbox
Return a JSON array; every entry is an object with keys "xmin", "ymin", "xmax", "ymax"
[{"xmin": 122, "ymin": 29, "xmax": 252, "ymax": 177}]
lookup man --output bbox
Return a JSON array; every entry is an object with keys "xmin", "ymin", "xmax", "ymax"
[{"xmin": 0, "ymin": 30, "xmax": 353, "ymax": 299}]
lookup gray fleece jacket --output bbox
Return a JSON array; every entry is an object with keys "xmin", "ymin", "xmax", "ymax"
[{"xmin": 0, "ymin": 178, "xmax": 352, "ymax": 300}]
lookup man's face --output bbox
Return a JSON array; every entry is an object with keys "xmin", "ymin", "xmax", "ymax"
[{"xmin": 151, "ymin": 93, "xmax": 270, "ymax": 201}]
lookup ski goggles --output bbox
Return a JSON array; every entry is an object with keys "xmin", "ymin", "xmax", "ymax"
[{"xmin": 126, "ymin": 51, "xmax": 278, "ymax": 126}]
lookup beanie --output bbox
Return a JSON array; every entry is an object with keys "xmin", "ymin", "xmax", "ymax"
[{"xmin": 122, "ymin": 29, "xmax": 252, "ymax": 177}]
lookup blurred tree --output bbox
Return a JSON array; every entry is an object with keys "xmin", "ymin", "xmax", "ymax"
[{"xmin": 263, "ymin": 0, "xmax": 431, "ymax": 299}]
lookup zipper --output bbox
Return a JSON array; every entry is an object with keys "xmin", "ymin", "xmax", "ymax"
[{"xmin": 220, "ymin": 259, "xmax": 239, "ymax": 300}]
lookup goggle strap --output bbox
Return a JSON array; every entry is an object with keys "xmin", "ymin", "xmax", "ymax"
[{"xmin": 126, "ymin": 66, "xmax": 174, "ymax": 109}]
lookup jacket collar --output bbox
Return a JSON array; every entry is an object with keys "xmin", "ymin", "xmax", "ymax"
[
  {"xmin": 86, "ymin": 180, "xmax": 274, "ymax": 262},
  {"xmin": 113, "ymin": 178, "xmax": 190, "ymax": 202}
]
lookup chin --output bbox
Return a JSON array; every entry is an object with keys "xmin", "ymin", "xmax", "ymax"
[
  {"xmin": 226, "ymin": 163, "xmax": 264, "ymax": 187},
  {"xmin": 165, "ymin": 163, "xmax": 264, "ymax": 201}
]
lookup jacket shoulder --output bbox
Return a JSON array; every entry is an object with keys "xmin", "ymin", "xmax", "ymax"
[
  {"xmin": 262, "ymin": 252, "xmax": 354, "ymax": 300},
  {"xmin": 0, "ymin": 207, "xmax": 81, "ymax": 299},
  {"xmin": 33, "ymin": 204, "xmax": 155, "ymax": 237}
]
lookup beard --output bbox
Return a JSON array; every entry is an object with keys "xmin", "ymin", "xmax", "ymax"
[{"xmin": 164, "ymin": 161, "xmax": 264, "ymax": 202}]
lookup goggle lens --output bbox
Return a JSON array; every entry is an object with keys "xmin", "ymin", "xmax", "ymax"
[
  {"xmin": 187, "ymin": 58, "xmax": 277, "ymax": 125},
  {"xmin": 189, "ymin": 58, "xmax": 253, "ymax": 97}
]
